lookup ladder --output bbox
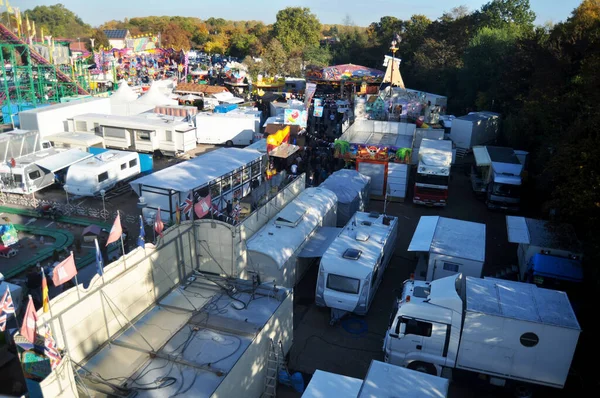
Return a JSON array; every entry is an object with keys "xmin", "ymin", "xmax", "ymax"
[{"xmin": 263, "ymin": 338, "xmax": 282, "ymax": 397}]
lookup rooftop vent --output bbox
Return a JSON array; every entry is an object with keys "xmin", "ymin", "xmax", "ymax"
[
  {"xmin": 355, "ymin": 231, "xmax": 370, "ymax": 242},
  {"xmin": 368, "ymin": 212, "xmax": 380, "ymax": 219},
  {"xmin": 343, "ymin": 248, "xmax": 362, "ymax": 260},
  {"xmin": 361, "ymin": 221, "xmax": 372, "ymax": 226}
]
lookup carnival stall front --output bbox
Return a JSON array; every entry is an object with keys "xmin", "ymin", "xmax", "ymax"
[
  {"xmin": 305, "ymin": 64, "xmax": 384, "ymax": 96},
  {"xmin": 334, "ymin": 120, "xmax": 416, "ymax": 201}
]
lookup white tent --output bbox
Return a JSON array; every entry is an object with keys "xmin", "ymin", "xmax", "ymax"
[
  {"xmin": 320, "ymin": 169, "xmax": 371, "ymax": 227},
  {"xmin": 126, "ymin": 82, "xmax": 178, "ymax": 115},
  {"xmin": 110, "ymin": 80, "xmax": 138, "ymax": 115}
]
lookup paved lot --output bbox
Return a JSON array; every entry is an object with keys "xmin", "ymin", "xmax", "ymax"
[{"xmin": 282, "ymin": 163, "xmax": 578, "ymax": 397}]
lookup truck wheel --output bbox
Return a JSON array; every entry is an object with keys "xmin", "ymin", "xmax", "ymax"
[
  {"xmin": 408, "ymin": 361, "xmax": 437, "ymax": 375},
  {"xmin": 225, "ymin": 140, "xmax": 234, "ymax": 147}
]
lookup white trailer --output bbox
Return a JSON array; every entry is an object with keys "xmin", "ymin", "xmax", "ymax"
[
  {"xmin": 69, "ymin": 113, "xmax": 197, "ymax": 156},
  {"xmin": 413, "ymin": 139, "xmax": 453, "ymax": 207},
  {"xmin": 194, "ymin": 108, "xmax": 262, "ymax": 146},
  {"xmin": 246, "ymin": 187, "xmax": 338, "ymax": 288},
  {"xmin": 44, "ymin": 131, "xmax": 105, "ymax": 151},
  {"xmin": 384, "ymin": 274, "xmax": 580, "ymax": 393},
  {"xmin": 64, "ymin": 150, "xmax": 141, "ymax": 197},
  {"xmin": 408, "ymin": 216, "xmax": 485, "ymax": 281},
  {"xmin": 315, "ymin": 212, "xmax": 398, "ymax": 323},
  {"xmin": 0, "ymin": 148, "xmax": 92, "ymax": 194},
  {"xmin": 450, "ymin": 111, "xmax": 500, "ymax": 152},
  {"xmin": 319, "ymin": 169, "xmax": 371, "ymax": 227},
  {"xmin": 303, "ymin": 360, "xmax": 449, "ymax": 398},
  {"xmin": 18, "ymin": 98, "xmax": 111, "ymax": 138}
]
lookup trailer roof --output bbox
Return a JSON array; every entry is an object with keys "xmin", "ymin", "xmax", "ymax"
[
  {"xmin": 321, "ymin": 212, "xmax": 397, "ymax": 280},
  {"xmin": 466, "ymin": 277, "xmax": 580, "ymax": 329},
  {"xmin": 418, "ymin": 139, "xmax": 452, "ymax": 175},
  {"xmin": 45, "ymin": 131, "xmax": 104, "ymax": 147},
  {"xmin": 130, "ymin": 148, "xmax": 263, "ymax": 194},
  {"xmin": 74, "ymin": 113, "xmax": 192, "ymax": 131},
  {"xmin": 68, "ymin": 150, "xmax": 138, "ymax": 172},
  {"xmin": 19, "ymin": 97, "xmax": 106, "ymax": 114},
  {"xmin": 358, "ymin": 360, "xmax": 449, "ymax": 398},
  {"xmin": 303, "ymin": 370, "xmax": 362, "ymax": 398},
  {"xmin": 247, "ymin": 187, "xmax": 337, "ymax": 269},
  {"xmin": 457, "ymin": 111, "xmax": 500, "ymax": 122},
  {"xmin": 506, "ymin": 216, "xmax": 583, "ymax": 253},
  {"xmin": 408, "ymin": 216, "xmax": 486, "ymax": 262},
  {"xmin": 319, "ymin": 169, "xmax": 371, "ymax": 204},
  {"xmin": 34, "ymin": 148, "xmax": 93, "ymax": 172},
  {"xmin": 486, "ymin": 146, "xmax": 520, "ymax": 164}
]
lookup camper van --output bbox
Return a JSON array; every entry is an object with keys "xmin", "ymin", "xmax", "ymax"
[
  {"xmin": 316, "ymin": 212, "xmax": 398, "ymax": 323},
  {"xmin": 64, "ymin": 150, "xmax": 141, "ymax": 197}
]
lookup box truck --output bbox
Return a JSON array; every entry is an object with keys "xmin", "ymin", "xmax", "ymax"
[
  {"xmin": 383, "ymin": 274, "xmax": 580, "ymax": 395},
  {"xmin": 450, "ymin": 111, "xmax": 500, "ymax": 153},
  {"xmin": 413, "ymin": 139, "xmax": 453, "ymax": 207}
]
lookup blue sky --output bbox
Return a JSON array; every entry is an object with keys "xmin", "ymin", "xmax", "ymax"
[{"xmin": 16, "ymin": 0, "xmax": 582, "ymax": 27}]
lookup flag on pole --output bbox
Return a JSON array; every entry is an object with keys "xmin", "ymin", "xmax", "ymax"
[
  {"xmin": 137, "ymin": 215, "xmax": 145, "ymax": 248},
  {"xmin": 95, "ymin": 238, "xmax": 104, "ymax": 276},
  {"xmin": 25, "ymin": 14, "xmax": 30, "ymax": 33},
  {"xmin": 32, "ymin": 20, "xmax": 35, "ymax": 37},
  {"xmin": 41, "ymin": 268, "xmax": 49, "ymax": 313},
  {"xmin": 0, "ymin": 286, "xmax": 16, "ymax": 332},
  {"xmin": 180, "ymin": 191, "xmax": 194, "ymax": 220},
  {"xmin": 154, "ymin": 207, "xmax": 164, "ymax": 237},
  {"xmin": 44, "ymin": 324, "xmax": 61, "ymax": 369},
  {"xmin": 52, "ymin": 252, "xmax": 77, "ymax": 287},
  {"xmin": 106, "ymin": 212, "xmax": 123, "ymax": 246},
  {"xmin": 194, "ymin": 195, "xmax": 212, "ymax": 219},
  {"xmin": 20, "ymin": 296, "xmax": 37, "ymax": 344},
  {"xmin": 0, "ymin": 1, "xmax": 4, "ymax": 8}
]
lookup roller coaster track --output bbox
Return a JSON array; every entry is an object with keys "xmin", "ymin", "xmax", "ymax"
[{"xmin": 0, "ymin": 22, "xmax": 89, "ymax": 95}]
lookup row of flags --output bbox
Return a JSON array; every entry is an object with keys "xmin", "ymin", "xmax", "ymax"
[
  {"xmin": 0, "ymin": 212, "xmax": 131, "ymax": 371},
  {"xmin": 0, "ymin": 0, "xmax": 39, "ymax": 39}
]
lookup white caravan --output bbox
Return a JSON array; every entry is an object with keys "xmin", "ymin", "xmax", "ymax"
[
  {"xmin": 384, "ymin": 274, "xmax": 580, "ymax": 394},
  {"xmin": 69, "ymin": 113, "xmax": 197, "ymax": 156},
  {"xmin": 408, "ymin": 216, "xmax": 485, "ymax": 281},
  {"xmin": 194, "ymin": 108, "xmax": 262, "ymax": 146},
  {"xmin": 303, "ymin": 360, "xmax": 449, "ymax": 398},
  {"xmin": 64, "ymin": 150, "xmax": 141, "ymax": 197},
  {"xmin": 245, "ymin": 187, "xmax": 338, "ymax": 288},
  {"xmin": 316, "ymin": 212, "xmax": 398, "ymax": 323},
  {"xmin": 0, "ymin": 148, "xmax": 92, "ymax": 194}
]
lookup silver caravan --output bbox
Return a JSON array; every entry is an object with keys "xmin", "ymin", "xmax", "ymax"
[
  {"xmin": 0, "ymin": 148, "xmax": 92, "ymax": 194},
  {"xmin": 69, "ymin": 113, "xmax": 197, "ymax": 156},
  {"xmin": 316, "ymin": 211, "xmax": 398, "ymax": 323},
  {"xmin": 64, "ymin": 150, "xmax": 141, "ymax": 197}
]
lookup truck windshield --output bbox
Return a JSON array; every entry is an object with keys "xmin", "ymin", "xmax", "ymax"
[
  {"xmin": 327, "ymin": 274, "xmax": 360, "ymax": 294},
  {"xmin": 416, "ymin": 174, "xmax": 449, "ymax": 187},
  {"xmin": 492, "ymin": 183, "xmax": 521, "ymax": 198}
]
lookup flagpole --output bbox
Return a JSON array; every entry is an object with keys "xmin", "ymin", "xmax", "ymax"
[{"xmin": 70, "ymin": 252, "xmax": 81, "ymax": 301}]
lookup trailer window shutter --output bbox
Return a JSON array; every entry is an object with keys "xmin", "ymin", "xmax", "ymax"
[{"xmin": 75, "ymin": 121, "xmax": 87, "ymax": 131}]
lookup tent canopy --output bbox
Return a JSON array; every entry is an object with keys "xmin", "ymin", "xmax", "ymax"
[{"xmin": 305, "ymin": 64, "xmax": 384, "ymax": 83}]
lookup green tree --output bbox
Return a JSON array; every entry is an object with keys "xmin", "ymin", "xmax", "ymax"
[
  {"xmin": 272, "ymin": 7, "xmax": 321, "ymax": 53},
  {"xmin": 479, "ymin": 0, "xmax": 536, "ymax": 29},
  {"xmin": 88, "ymin": 29, "xmax": 109, "ymax": 51},
  {"xmin": 303, "ymin": 45, "xmax": 332, "ymax": 67},
  {"xmin": 27, "ymin": 4, "xmax": 91, "ymax": 38},
  {"xmin": 262, "ymin": 38, "xmax": 287, "ymax": 76}
]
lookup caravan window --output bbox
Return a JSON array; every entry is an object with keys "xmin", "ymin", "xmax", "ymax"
[
  {"xmin": 242, "ymin": 166, "xmax": 251, "ymax": 182},
  {"xmin": 28, "ymin": 170, "xmax": 41, "ymax": 180},
  {"xmin": 129, "ymin": 158, "xmax": 138, "ymax": 168},
  {"xmin": 327, "ymin": 274, "xmax": 360, "ymax": 294},
  {"xmin": 98, "ymin": 172, "xmax": 109, "ymax": 183},
  {"xmin": 251, "ymin": 161, "xmax": 261, "ymax": 177},
  {"xmin": 232, "ymin": 171, "xmax": 242, "ymax": 187},
  {"xmin": 14, "ymin": 174, "xmax": 23, "ymax": 183},
  {"xmin": 443, "ymin": 262, "xmax": 460, "ymax": 273},
  {"xmin": 210, "ymin": 180, "xmax": 221, "ymax": 198},
  {"xmin": 137, "ymin": 130, "xmax": 152, "ymax": 141},
  {"xmin": 221, "ymin": 175, "xmax": 232, "ymax": 193},
  {"xmin": 120, "ymin": 163, "xmax": 127, "ymax": 170},
  {"xmin": 75, "ymin": 121, "xmax": 87, "ymax": 131},
  {"xmin": 165, "ymin": 130, "xmax": 173, "ymax": 142}
]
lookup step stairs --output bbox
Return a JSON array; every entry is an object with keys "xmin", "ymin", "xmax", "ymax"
[{"xmin": 262, "ymin": 339, "xmax": 282, "ymax": 398}]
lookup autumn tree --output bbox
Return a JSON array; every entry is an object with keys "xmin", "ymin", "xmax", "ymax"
[
  {"xmin": 88, "ymin": 29, "xmax": 109, "ymax": 51},
  {"xmin": 262, "ymin": 39, "xmax": 287, "ymax": 76},
  {"xmin": 272, "ymin": 7, "xmax": 321, "ymax": 53},
  {"xmin": 161, "ymin": 22, "xmax": 191, "ymax": 50}
]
